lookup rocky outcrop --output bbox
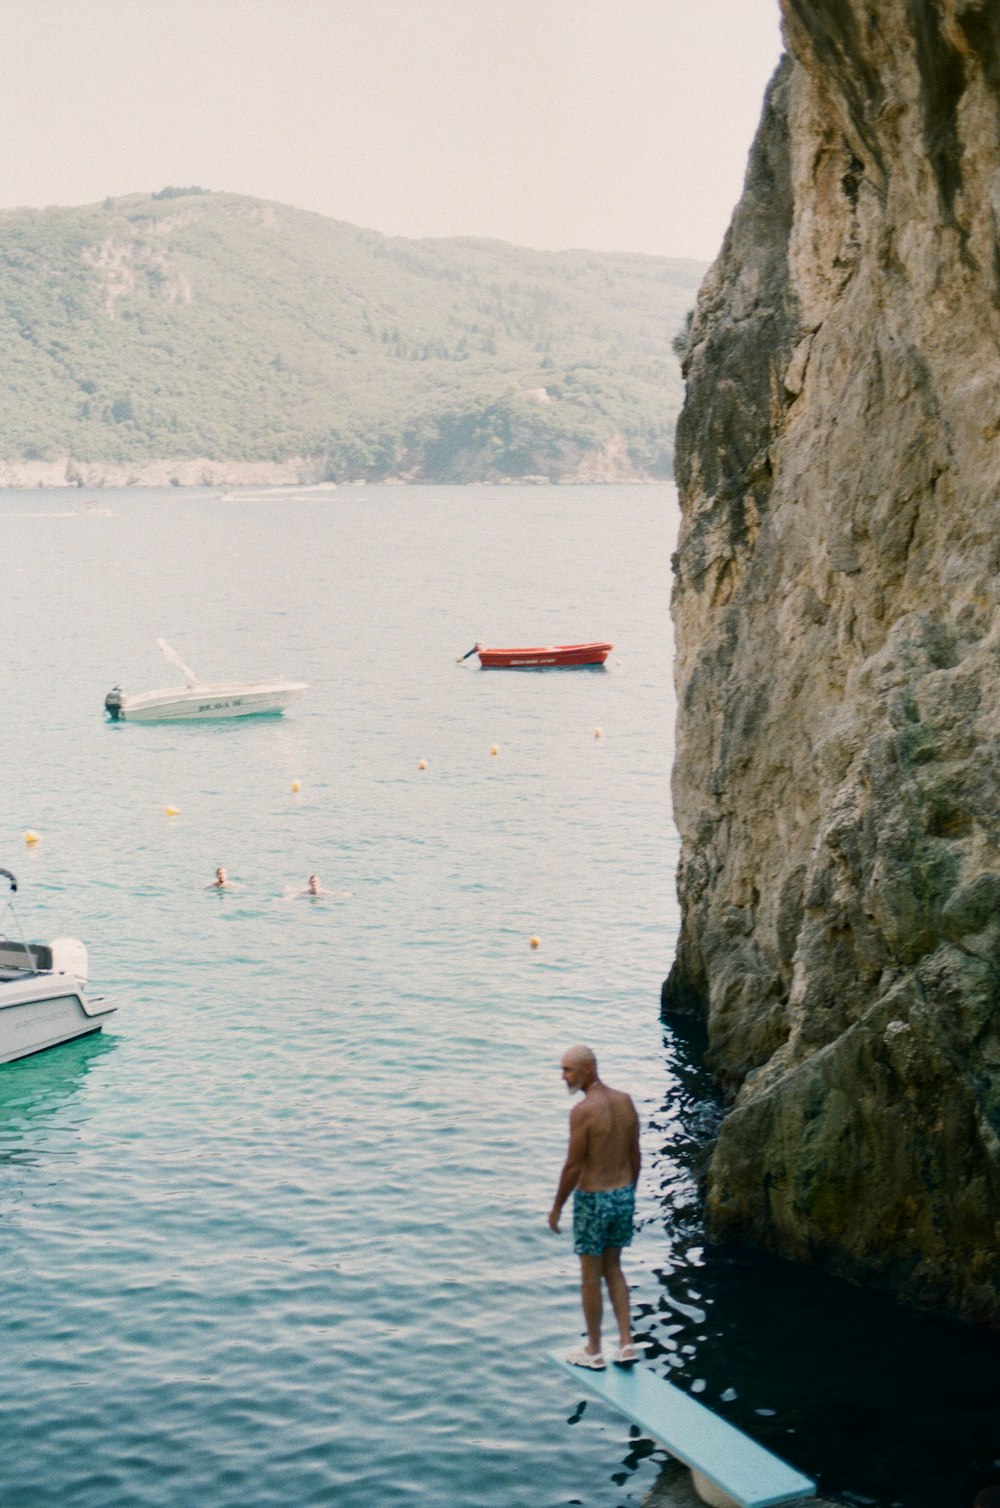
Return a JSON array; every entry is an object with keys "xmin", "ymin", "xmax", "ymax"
[
  {"xmin": 392, "ymin": 429, "xmax": 653, "ymax": 485},
  {"xmin": 665, "ymin": 0, "xmax": 1000, "ymax": 1322}
]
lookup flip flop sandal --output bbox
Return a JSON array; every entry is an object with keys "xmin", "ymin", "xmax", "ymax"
[{"xmin": 612, "ymin": 1344, "xmax": 640, "ymax": 1366}]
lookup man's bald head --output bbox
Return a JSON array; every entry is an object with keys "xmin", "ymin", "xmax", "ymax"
[{"xmin": 560, "ymin": 1044, "xmax": 599, "ymax": 1094}]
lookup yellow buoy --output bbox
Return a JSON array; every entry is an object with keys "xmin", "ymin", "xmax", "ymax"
[
  {"xmin": 23, "ymin": 830, "xmax": 40, "ymax": 845},
  {"xmin": 291, "ymin": 780, "xmax": 301, "ymax": 793},
  {"xmin": 490, "ymin": 744, "xmax": 499, "ymax": 756},
  {"xmin": 530, "ymin": 935, "xmax": 540, "ymax": 949},
  {"xmin": 164, "ymin": 806, "xmax": 180, "ymax": 817},
  {"xmin": 594, "ymin": 727, "xmax": 602, "ymax": 738},
  {"xmin": 418, "ymin": 758, "xmax": 427, "ymax": 770}
]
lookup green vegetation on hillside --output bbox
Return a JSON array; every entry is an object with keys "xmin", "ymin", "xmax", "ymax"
[{"xmin": 0, "ymin": 190, "xmax": 704, "ymax": 480}]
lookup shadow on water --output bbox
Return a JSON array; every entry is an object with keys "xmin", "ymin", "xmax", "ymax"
[
  {"xmin": 475, "ymin": 664, "xmax": 609, "ymax": 674},
  {"xmin": 0, "ymin": 1032, "xmax": 114, "ymax": 1156},
  {"xmin": 631, "ymin": 1014, "xmax": 1000, "ymax": 1508}
]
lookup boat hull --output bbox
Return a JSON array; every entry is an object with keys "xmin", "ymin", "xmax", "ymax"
[
  {"xmin": 476, "ymin": 642, "xmax": 612, "ymax": 669},
  {"xmin": 112, "ymin": 681, "xmax": 308, "ymax": 721},
  {"xmin": 0, "ymin": 978, "xmax": 116, "ymax": 1065}
]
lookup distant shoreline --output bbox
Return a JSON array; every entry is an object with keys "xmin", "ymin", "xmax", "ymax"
[{"xmin": 0, "ymin": 457, "xmax": 671, "ymax": 488}]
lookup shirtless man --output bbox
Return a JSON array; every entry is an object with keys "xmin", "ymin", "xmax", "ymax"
[{"xmin": 548, "ymin": 1044, "xmax": 641, "ymax": 1369}]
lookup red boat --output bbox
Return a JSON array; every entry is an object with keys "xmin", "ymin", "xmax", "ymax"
[{"xmin": 472, "ymin": 641, "xmax": 613, "ymax": 669}]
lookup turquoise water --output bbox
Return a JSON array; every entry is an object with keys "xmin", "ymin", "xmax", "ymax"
[
  {"xmin": 2, "ymin": 484, "xmax": 997, "ymax": 1508},
  {"xmin": 0, "ymin": 485, "xmax": 682, "ymax": 1507}
]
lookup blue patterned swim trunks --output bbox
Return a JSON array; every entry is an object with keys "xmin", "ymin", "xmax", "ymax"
[{"xmin": 572, "ymin": 1184, "xmax": 636, "ymax": 1256}]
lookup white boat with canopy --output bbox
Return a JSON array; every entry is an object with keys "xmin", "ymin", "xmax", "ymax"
[
  {"xmin": 0, "ymin": 869, "xmax": 116, "ymax": 1064},
  {"xmin": 104, "ymin": 640, "xmax": 308, "ymax": 722}
]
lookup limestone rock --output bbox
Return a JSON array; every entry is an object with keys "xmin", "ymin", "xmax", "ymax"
[{"xmin": 666, "ymin": 0, "xmax": 1000, "ymax": 1322}]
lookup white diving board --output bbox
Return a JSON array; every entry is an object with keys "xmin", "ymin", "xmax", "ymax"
[{"xmin": 551, "ymin": 1352, "xmax": 816, "ymax": 1508}]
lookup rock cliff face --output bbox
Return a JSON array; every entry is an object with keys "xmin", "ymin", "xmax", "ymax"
[{"xmin": 665, "ymin": 0, "xmax": 1000, "ymax": 1322}]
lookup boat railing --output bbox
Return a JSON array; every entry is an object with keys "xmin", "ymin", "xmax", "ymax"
[{"xmin": 0, "ymin": 869, "xmax": 41, "ymax": 977}]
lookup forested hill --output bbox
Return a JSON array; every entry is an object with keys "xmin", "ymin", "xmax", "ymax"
[{"xmin": 0, "ymin": 188, "xmax": 703, "ymax": 486}]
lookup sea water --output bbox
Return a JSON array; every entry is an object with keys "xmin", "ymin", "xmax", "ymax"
[{"xmin": 0, "ymin": 485, "xmax": 996, "ymax": 1508}]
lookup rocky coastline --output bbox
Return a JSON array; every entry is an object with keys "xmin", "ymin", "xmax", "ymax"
[
  {"xmin": 0, "ymin": 458, "xmax": 323, "ymax": 489},
  {"xmin": 665, "ymin": 0, "xmax": 1000, "ymax": 1323},
  {"xmin": 0, "ymin": 433, "xmax": 659, "ymax": 489}
]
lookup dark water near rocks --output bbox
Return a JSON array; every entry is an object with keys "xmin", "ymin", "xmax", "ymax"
[
  {"xmin": 653, "ymin": 1015, "xmax": 1000, "ymax": 1508},
  {"xmin": 0, "ymin": 484, "xmax": 995, "ymax": 1507}
]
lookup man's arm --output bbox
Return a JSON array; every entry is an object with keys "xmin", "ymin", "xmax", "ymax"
[
  {"xmin": 548, "ymin": 1106, "xmax": 588, "ymax": 1232},
  {"xmin": 628, "ymin": 1098, "xmax": 641, "ymax": 1184}
]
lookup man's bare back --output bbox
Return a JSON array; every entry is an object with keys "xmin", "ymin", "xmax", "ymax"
[{"xmin": 570, "ymin": 1083, "xmax": 638, "ymax": 1192}]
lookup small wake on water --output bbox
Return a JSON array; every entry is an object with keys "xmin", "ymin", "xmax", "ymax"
[{"xmin": 219, "ymin": 483, "xmax": 341, "ymax": 502}]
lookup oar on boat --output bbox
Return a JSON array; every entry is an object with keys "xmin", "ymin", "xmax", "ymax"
[{"xmin": 456, "ymin": 644, "xmax": 481, "ymax": 663}]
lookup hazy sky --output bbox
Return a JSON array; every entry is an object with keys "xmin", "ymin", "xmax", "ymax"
[{"xmin": 0, "ymin": 0, "xmax": 783, "ymax": 261}]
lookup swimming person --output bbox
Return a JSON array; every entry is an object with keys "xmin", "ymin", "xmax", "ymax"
[
  {"xmin": 205, "ymin": 866, "xmax": 237, "ymax": 890},
  {"xmin": 548, "ymin": 1044, "xmax": 641, "ymax": 1369},
  {"xmin": 281, "ymin": 876, "xmax": 351, "ymax": 901}
]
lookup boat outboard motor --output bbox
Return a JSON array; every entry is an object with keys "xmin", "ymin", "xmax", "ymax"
[
  {"xmin": 50, "ymin": 937, "xmax": 89, "ymax": 987},
  {"xmin": 105, "ymin": 686, "xmax": 124, "ymax": 720}
]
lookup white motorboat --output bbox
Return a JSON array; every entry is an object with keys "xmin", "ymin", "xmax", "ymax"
[
  {"xmin": 0, "ymin": 869, "xmax": 116, "ymax": 1065},
  {"xmin": 105, "ymin": 639, "xmax": 308, "ymax": 722}
]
